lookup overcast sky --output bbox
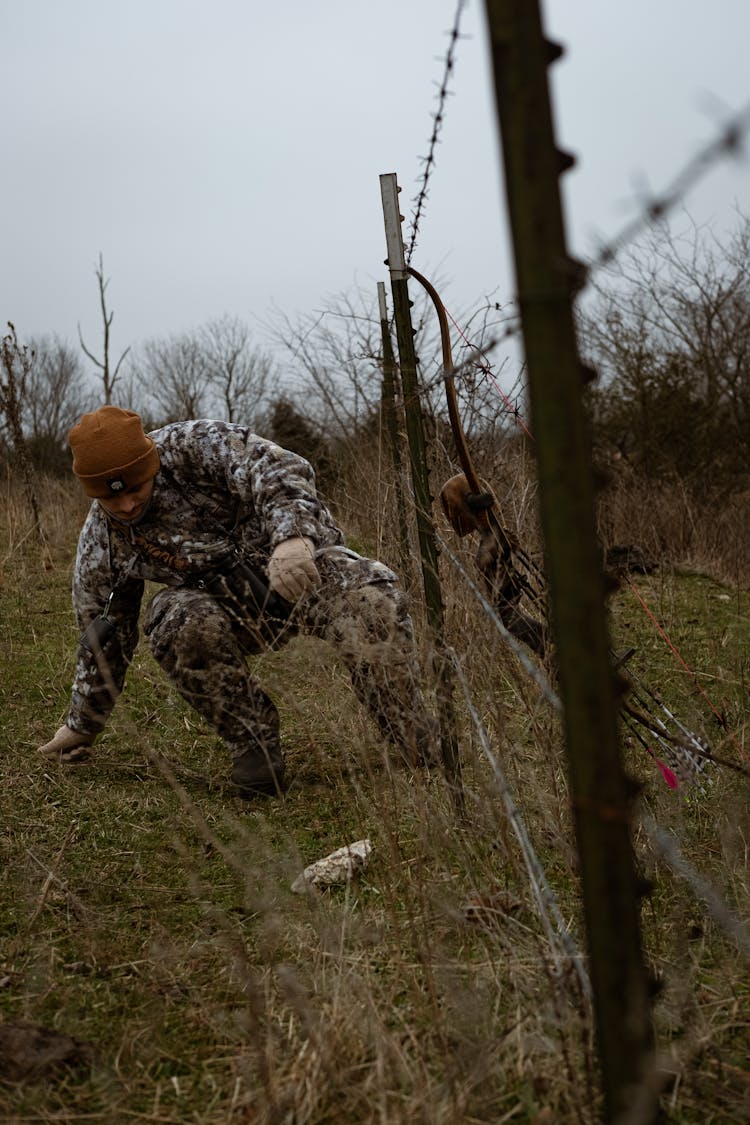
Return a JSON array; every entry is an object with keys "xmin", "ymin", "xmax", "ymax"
[{"xmin": 3, "ymin": 0, "xmax": 749, "ymax": 383}]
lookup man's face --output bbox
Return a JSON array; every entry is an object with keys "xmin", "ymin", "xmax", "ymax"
[{"xmin": 98, "ymin": 477, "xmax": 155, "ymax": 523}]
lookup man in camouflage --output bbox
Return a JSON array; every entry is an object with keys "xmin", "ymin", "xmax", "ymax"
[{"xmin": 38, "ymin": 406, "xmax": 436, "ymax": 796}]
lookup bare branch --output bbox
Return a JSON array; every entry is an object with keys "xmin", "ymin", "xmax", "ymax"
[{"xmin": 78, "ymin": 253, "xmax": 130, "ymax": 403}]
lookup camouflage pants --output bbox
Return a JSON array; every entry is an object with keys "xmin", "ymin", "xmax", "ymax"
[{"xmin": 143, "ymin": 546, "xmax": 435, "ymax": 766}]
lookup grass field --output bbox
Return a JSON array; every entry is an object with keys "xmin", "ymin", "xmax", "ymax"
[{"xmin": 1, "ymin": 472, "xmax": 748, "ymax": 1123}]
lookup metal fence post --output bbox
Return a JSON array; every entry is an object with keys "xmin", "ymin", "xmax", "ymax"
[
  {"xmin": 377, "ymin": 281, "xmax": 414, "ymax": 583},
  {"xmin": 379, "ymin": 173, "xmax": 462, "ymax": 796}
]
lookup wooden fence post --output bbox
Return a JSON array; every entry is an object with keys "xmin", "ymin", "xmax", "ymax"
[{"xmin": 483, "ymin": 2, "xmax": 656, "ymax": 1118}]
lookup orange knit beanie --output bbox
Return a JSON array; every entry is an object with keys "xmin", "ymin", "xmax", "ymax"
[{"xmin": 68, "ymin": 406, "xmax": 160, "ymax": 498}]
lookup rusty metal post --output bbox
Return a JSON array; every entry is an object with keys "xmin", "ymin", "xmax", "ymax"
[
  {"xmin": 483, "ymin": 2, "xmax": 655, "ymax": 1119},
  {"xmin": 379, "ymin": 173, "xmax": 462, "ymax": 797},
  {"xmin": 377, "ymin": 282, "xmax": 414, "ymax": 582}
]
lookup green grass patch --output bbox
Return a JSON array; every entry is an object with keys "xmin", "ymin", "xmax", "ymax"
[{"xmin": 0, "ymin": 487, "xmax": 748, "ymax": 1122}]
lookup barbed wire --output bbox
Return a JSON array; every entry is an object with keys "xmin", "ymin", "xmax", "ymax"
[
  {"xmin": 409, "ymin": 340, "xmax": 528, "ymax": 437},
  {"xmin": 408, "ymin": 101, "xmax": 750, "ymax": 442},
  {"xmin": 585, "ymin": 101, "xmax": 750, "ymax": 279},
  {"xmin": 449, "ymin": 646, "xmax": 592, "ymax": 1000},
  {"xmin": 641, "ymin": 813, "xmax": 750, "ymax": 961},
  {"xmin": 415, "ymin": 102, "xmax": 750, "ymax": 369},
  {"xmin": 437, "ymin": 533, "xmax": 561, "ymax": 711},
  {"xmin": 405, "ymin": 0, "xmax": 469, "ymax": 266}
]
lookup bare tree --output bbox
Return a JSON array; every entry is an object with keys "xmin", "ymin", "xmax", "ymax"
[
  {"xmin": 200, "ymin": 315, "xmax": 273, "ymax": 425},
  {"xmin": 270, "ymin": 291, "xmax": 385, "ymax": 442},
  {"xmin": 133, "ymin": 331, "xmax": 210, "ymax": 423},
  {"xmin": 78, "ymin": 253, "xmax": 130, "ymax": 404},
  {"xmin": 583, "ymin": 214, "xmax": 750, "ymax": 496},
  {"xmin": 22, "ymin": 336, "xmax": 90, "ymax": 469},
  {"xmin": 133, "ymin": 317, "xmax": 276, "ymax": 426},
  {"xmin": 0, "ymin": 324, "xmax": 43, "ymax": 536},
  {"xmin": 269, "ymin": 283, "xmax": 518, "ymax": 466}
]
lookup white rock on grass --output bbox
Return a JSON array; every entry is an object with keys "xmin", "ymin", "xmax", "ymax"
[{"xmin": 291, "ymin": 839, "xmax": 372, "ymax": 894}]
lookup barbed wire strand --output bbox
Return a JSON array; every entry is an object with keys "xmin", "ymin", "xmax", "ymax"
[
  {"xmin": 625, "ymin": 578, "xmax": 749, "ymax": 764},
  {"xmin": 587, "ymin": 101, "xmax": 750, "ymax": 278},
  {"xmin": 640, "ymin": 813, "xmax": 750, "ymax": 961},
  {"xmin": 443, "ymin": 303, "xmax": 535, "ymax": 440},
  {"xmin": 449, "ymin": 647, "xmax": 592, "ymax": 1000},
  {"xmin": 437, "ymin": 533, "xmax": 561, "ymax": 711},
  {"xmin": 405, "ymin": 0, "xmax": 469, "ymax": 265},
  {"xmin": 423, "ymin": 103, "xmax": 750, "ymax": 387},
  {"xmin": 442, "ymin": 528, "xmax": 750, "ymax": 959}
]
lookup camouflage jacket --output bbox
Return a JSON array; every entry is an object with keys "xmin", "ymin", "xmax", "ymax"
[{"xmin": 67, "ymin": 419, "xmax": 345, "ymax": 735}]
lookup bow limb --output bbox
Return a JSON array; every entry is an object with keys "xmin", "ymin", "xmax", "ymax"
[
  {"xmin": 407, "ymin": 266, "xmax": 519, "ymax": 560},
  {"xmin": 406, "ymin": 266, "xmax": 483, "ymax": 497}
]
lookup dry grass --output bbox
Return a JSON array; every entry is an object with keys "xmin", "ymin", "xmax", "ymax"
[
  {"xmin": 595, "ymin": 460, "xmax": 750, "ymax": 589},
  {"xmin": 0, "ymin": 455, "xmax": 748, "ymax": 1123}
]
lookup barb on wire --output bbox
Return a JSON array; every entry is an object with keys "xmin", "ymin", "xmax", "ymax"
[
  {"xmin": 586, "ymin": 101, "xmax": 750, "ymax": 281},
  {"xmin": 420, "ymin": 329, "xmax": 522, "ymax": 410},
  {"xmin": 405, "ymin": 0, "xmax": 469, "ymax": 265}
]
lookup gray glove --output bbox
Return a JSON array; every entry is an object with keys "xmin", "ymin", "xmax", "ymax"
[{"xmin": 38, "ymin": 724, "xmax": 93, "ymax": 763}]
